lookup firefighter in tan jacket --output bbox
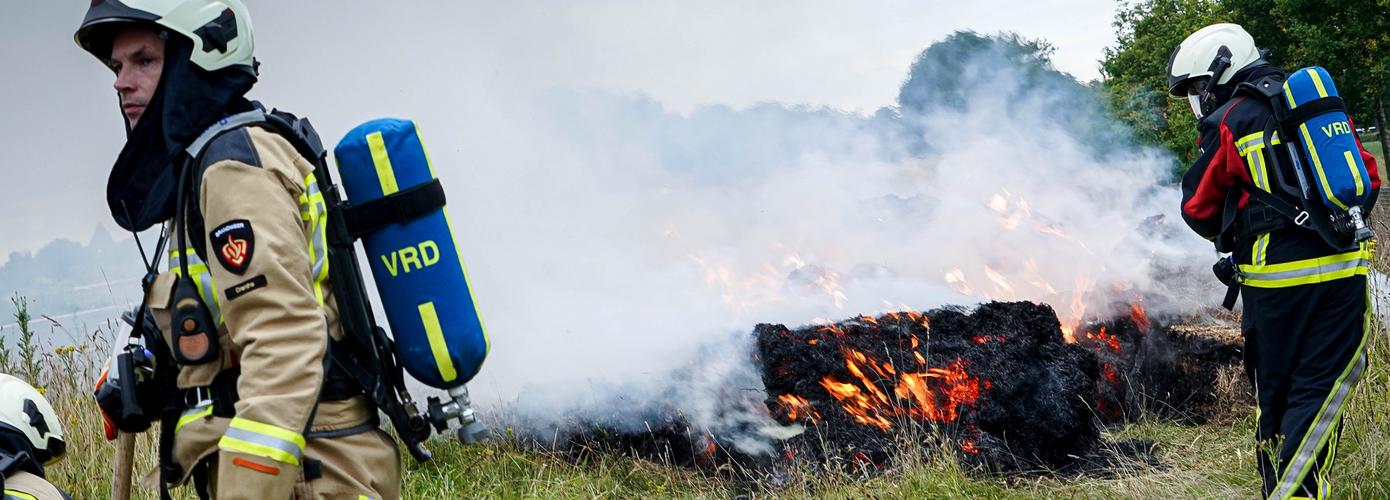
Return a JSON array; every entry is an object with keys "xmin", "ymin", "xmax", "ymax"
[{"xmin": 76, "ymin": 1, "xmax": 400, "ymax": 498}]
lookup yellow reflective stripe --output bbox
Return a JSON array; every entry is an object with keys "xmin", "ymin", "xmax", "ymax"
[
  {"xmin": 229, "ymin": 417, "xmax": 305, "ymax": 447},
  {"xmin": 169, "ymin": 248, "xmax": 223, "ymax": 325},
  {"xmin": 1256, "ymin": 152, "xmax": 1270, "ymax": 265},
  {"xmin": 1284, "ymin": 80, "xmax": 1298, "ymax": 108},
  {"xmin": 176, "ymin": 404, "xmax": 214, "ymax": 432},
  {"xmin": 1238, "ymin": 246, "xmax": 1371, "ymax": 288},
  {"xmin": 1248, "ymin": 141, "xmax": 1267, "ymax": 191},
  {"xmin": 1271, "ymin": 289, "xmax": 1370, "ymax": 499},
  {"xmin": 1345, "ymin": 150, "xmax": 1364, "ymax": 197},
  {"xmin": 366, "ymin": 131, "xmax": 400, "ymax": 196},
  {"xmin": 301, "ymin": 172, "xmax": 330, "ymax": 306},
  {"xmin": 172, "ymin": 263, "xmax": 211, "ymax": 276},
  {"xmin": 416, "ymin": 124, "xmax": 491, "ymax": 362},
  {"xmin": 1236, "ymin": 131, "xmax": 1281, "ymax": 156},
  {"xmin": 4, "ymin": 490, "xmax": 39, "ymax": 500},
  {"xmin": 1308, "ymin": 68, "xmax": 1329, "ymax": 98},
  {"xmin": 219, "ymin": 417, "xmax": 306, "ymax": 465},
  {"xmin": 1302, "ymin": 124, "xmax": 1350, "ymax": 210},
  {"xmin": 1238, "ymin": 141, "xmax": 1274, "ymax": 266},
  {"xmin": 1255, "ymin": 234, "xmax": 1270, "ymax": 266},
  {"xmin": 418, "ymin": 302, "xmax": 458, "ymax": 383},
  {"xmin": 220, "ymin": 435, "xmax": 300, "ymax": 465}
]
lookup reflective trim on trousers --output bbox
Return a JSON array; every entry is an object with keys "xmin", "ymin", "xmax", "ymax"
[
  {"xmin": 1269, "ymin": 289, "xmax": 1371, "ymax": 500},
  {"xmin": 1238, "ymin": 247, "xmax": 1371, "ymax": 288}
]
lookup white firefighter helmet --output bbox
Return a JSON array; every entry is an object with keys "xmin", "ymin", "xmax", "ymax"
[
  {"xmin": 0, "ymin": 374, "xmax": 65, "ymax": 464},
  {"xmin": 75, "ymin": 0, "xmax": 256, "ymax": 74},
  {"xmin": 1166, "ymin": 23, "xmax": 1262, "ymax": 117}
]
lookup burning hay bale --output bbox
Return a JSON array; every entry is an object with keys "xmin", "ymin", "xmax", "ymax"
[
  {"xmin": 757, "ymin": 301, "xmax": 1102, "ymax": 473},
  {"xmin": 525, "ymin": 300, "xmax": 1243, "ymax": 482},
  {"xmin": 1074, "ymin": 308, "xmax": 1245, "ymax": 425}
]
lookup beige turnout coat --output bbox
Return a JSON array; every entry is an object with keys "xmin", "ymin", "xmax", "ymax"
[
  {"xmin": 3, "ymin": 470, "xmax": 68, "ymax": 500},
  {"xmin": 143, "ymin": 123, "xmax": 400, "ymax": 499}
]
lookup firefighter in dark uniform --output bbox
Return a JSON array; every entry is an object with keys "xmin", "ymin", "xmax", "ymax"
[
  {"xmin": 76, "ymin": 1, "xmax": 401, "ymax": 498},
  {"xmin": 1169, "ymin": 23, "xmax": 1380, "ymax": 499}
]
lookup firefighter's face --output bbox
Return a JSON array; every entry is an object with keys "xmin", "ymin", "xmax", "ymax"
[{"xmin": 107, "ymin": 26, "xmax": 164, "ymax": 129}]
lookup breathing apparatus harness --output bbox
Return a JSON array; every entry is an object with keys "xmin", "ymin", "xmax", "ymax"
[
  {"xmin": 1209, "ymin": 61, "xmax": 1375, "ymax": 309},
  {"xmin": 106, "ymin": 106, "xmax": 453, "ymax": 498}
]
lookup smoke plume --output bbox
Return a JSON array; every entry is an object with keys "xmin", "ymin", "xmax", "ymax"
[{"xmin": 447, "ymin": 32, "xmax": 1214, "ymax": 452}]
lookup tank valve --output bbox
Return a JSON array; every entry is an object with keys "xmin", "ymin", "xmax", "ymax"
[
  {"xmin": 1349, "ymin": 206, "xmax": 1374, "ymax": 243},
  {"xmin": 427, "ymin": 385, "xmax": 489, "ymax": 444}
]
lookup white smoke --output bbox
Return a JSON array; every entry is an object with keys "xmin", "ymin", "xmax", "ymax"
[{"xmin": 430, "ymin": 33, "xmax": 1216, "ymax": 450}]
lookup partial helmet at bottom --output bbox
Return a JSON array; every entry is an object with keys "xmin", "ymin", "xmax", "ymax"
[{"xmin": 0, "ymin": 373, "xmax": 66, "ymax": 465}]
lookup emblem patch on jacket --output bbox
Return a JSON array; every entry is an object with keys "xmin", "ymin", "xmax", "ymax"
[{"xmin": 211, "ymin": 219, "xmax": 255, "ymax": 275}]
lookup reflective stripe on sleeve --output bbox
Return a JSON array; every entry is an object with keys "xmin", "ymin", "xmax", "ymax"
[
  {"xmin": 219, "ymin": 417, "xmax": 307, "ymax": 466},
  {"xmin": 299, "ymin": 173, "xmax": 331, "ymax": 305}
]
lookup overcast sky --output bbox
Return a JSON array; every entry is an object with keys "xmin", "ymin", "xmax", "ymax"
[{"xmin": 1, "ymin": 0, "xmax": 1118, "ymax": 262}]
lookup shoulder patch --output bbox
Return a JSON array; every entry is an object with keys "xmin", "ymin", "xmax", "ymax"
[
  {"xmin": 199, "ymin": 127, "xmax": 262, "ymax": 171},
  {"xmin": 211, "ymin": 219, "xmax": 255, "ymax": 275}
]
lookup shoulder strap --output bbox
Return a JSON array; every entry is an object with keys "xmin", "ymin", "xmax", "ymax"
[
  {"xmin": 0, "ymin": 450, "xmax": 35, "ymax": 478},
  {"xmin": 178, "ymin": 109, "xmax": 326, "ymax": 262},
  {"xmin": 185, "ymin": 109, "xmax": 269, "ymax": 160},
  {"xmin": 1235, "ymin": 75, "xmax": 1284, "ymax": 102}
]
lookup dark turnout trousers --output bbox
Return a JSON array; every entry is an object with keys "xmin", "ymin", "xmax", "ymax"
[{"xmin": 1242, "ymin": 273, "xmax": 1370, "ymax": 499}]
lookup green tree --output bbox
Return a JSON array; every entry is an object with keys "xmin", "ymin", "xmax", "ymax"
[
  {"xmin": 1101, "ymin": 0, "xmax": 1229, "ymax": 177},
  {"xmin": 1106, "ymin": 0, "xmax": 1390, "ymax": 175},
  {"xmin": 899, "ymin": 31, "xmax": 1137, "ymax": 158},
  {"xmin": 1250, "ymin": 0, "xmax": 1390, "ymax": 159}
]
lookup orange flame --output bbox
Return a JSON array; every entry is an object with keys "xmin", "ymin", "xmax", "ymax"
[
  {"xmin": 1086, "ymin": 326, "xmax": 1121, "ymax": 352},
  {"xmin": 1129, "ymin": 302, "xmax": 1150, "ymax": 332},
  {"xmin": 982, "ymin": 266, "xmax": 1016, "ymax": 295},
  {"xmin": 777, "ymin": 394, "xmax": 822, "ymax": 424},
  {"xmin": 961, "ymin": 439, "xmax": 980, "ymax": 455},
  {"xmin": 819, "ymin": 348, "xmax": 984, "ymax": 431},
  {"xmin": 1101, "ymin": 362, "xmax": 1119, "ymax": 383},
  {"xmin": 1058, "ymin": 275, "xmax": 1093, "ymax": 343}
]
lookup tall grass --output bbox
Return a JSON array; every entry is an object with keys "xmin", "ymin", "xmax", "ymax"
[{"xmin": 8, "ymin": 273, "xmax": 1390, "ymax": 498}]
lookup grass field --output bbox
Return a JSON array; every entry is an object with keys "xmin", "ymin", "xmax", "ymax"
[
  {"xmin": 10, "ymin": 280, "xmax": 1390, "ymax": 498},
  {"xmin": 1363, "ymin": 132, "xmax": 1385, "ymax": 172}
]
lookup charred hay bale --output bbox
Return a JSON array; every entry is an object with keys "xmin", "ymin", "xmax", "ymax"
[
  {"xmin": 1128, "ymin": 324, "xmax": 1245, "ymax": 424},
  {"xmin": 756, "ymin": 301, "xmax": 1102, "ymax": 473},
  {"xmin": 933, "ymin": 303, "xmax": 1101, "ymax": 471}
]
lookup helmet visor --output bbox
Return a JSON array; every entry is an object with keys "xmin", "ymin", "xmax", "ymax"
[{"xmin": 1188, "ymin": 94, "xmax": 1206, "ymax": 119}]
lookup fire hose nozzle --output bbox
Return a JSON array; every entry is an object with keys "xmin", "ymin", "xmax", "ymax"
[{"xmin": 426, "ymin": 385, "xmax": 489, "ymax": 444}]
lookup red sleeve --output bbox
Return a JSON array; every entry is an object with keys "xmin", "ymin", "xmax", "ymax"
[
  {"xmin": 1180, "ymin": 101, "xmax": 1254, "ymax": 239},
  {"xmin": 1349, "ymin": 119, "xmax": 1380, "ymax": 191}
]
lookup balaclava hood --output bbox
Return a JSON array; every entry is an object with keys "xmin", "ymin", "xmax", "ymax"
[{"xmin": 107, "ymin": 32, "xmax": 256, "ymax": 232}]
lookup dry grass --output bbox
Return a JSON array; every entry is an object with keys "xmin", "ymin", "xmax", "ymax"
[{"xmin": 10, "ymin": 277, "xmax": 1390, "ymax": 498}]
